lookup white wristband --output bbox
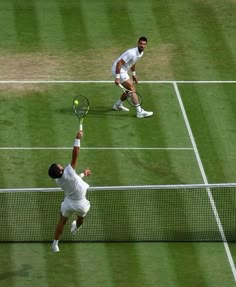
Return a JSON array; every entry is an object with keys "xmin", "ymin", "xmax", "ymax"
[
  {"xmin": 74, "ymin": 139, "xmax": 80, "ymax": 147},
  {"xmin": 116, "ymin": 74, "xmax": 120, "ymax": 79},
  {"xmin": 132, "ymin": 71, "xmax": 136, "ymax": 76},
  {"xmin": 79, "ymin": 172, "xmax": 84, "ymax": 178}
]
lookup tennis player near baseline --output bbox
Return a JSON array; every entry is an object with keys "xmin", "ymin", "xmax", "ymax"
[
  {"xmin": 112, "ymin": 36, "xmax": 153, "ymax": 118},
  {"xmin": 48, "ymin": 130, "xmax": 91, "ymax": 253}
]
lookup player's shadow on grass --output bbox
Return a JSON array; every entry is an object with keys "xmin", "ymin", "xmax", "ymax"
[
  {"xmin": 58, "ymin": 106, "xmax": 134, "ymax": 118},
  {"xmin": 89, "ymin": 106, "xmax": 135, "ymax": 118}
]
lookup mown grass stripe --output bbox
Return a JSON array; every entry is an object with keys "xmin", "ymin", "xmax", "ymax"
[
  {"xmin": 13, "ymin": 1, "xmax": 41, "ymax": 50},
  {"xmin": 34, "ymin": 1, "xmax": 66, "ymax": 49},
  {"xmin": 0, "ymin": 1, "xmax": 17, "ymax": 50}
]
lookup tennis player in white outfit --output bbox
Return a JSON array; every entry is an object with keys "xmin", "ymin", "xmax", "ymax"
[
  {"xmin": 112, "ymin": 36, "xmax": 153, "ymax": 118},
  {"xmin": 48, "ymin": 130, "xmax": 91, "ymax": 252}
]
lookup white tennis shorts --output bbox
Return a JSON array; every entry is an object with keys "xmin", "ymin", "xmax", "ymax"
[
  {"xmin": 111, "ymin": 66, "xmax": 130, "ymax": 83},
  {"xmin": 61, "ymin": 197, "xmax": 90, "ymax": 218}
]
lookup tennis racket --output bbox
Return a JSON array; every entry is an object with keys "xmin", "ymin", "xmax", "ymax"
[
  {"xmin": 118, "ymin": 84, "xmax": 142, "ymax": 107},
  {"xmin": 72, "ymin": 95, "xmax": 89, "ymax": 131}
]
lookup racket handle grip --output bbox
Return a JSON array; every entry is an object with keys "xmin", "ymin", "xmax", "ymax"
[{"xmin": 79, "ymin": 123, "xmax": 83, "ymax": 131}]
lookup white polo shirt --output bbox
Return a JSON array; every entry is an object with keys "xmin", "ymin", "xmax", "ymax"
[
  {"xmin": 113, "ymin": 47, "xmax": 144, "ymax": 72},
  {"xmin": 56, "ymin": 164, "xmax": 89, "ymax": 200}
]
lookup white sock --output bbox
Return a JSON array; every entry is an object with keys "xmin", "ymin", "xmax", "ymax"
[
  {"xmin": 115, "ymin": 99, "xmax": 122, "ymax": 106},
  {"xmin": 136, "ymin": 106, "xmax": 142, "ymax": 113},
  {"xmin": 53, "ymin": 240, "xmax": 59, "ymax": 246}
]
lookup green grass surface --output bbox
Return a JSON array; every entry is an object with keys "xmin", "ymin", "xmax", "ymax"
[
  {"xmin": 179, "ymin": 83, "xmax": 236, "ymax": 183},
  {"xmin": 0, "ymin": 0, "xmax": 235, "ymax": 80},
  {"xmin": 0, "ymin": 243, "xmax": 236, "ymax": 287},
  {"xmin": 0, "ymin": 0, "xmax": 236, "ymax": 286},
  {"xmin": 0, "ymin": 83, "xmax": 202, "ymax": 187}
]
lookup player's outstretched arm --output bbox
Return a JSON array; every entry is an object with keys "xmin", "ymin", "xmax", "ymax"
[{"xmin": 71, "ymin": 130, "xmax": 83, "ymax": 169}]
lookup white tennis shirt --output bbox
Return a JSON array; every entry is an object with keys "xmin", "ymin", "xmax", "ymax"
[
  {"xmin": 113, "ymin": 47, "xmax": 144, "ymax": 72},
  {"xmin": 56, "ymin": 164, "xmax": 89, "ymax": 200}
]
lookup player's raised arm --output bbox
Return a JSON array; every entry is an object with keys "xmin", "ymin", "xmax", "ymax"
[{"xmin": 71, "ymin": 130, "xmax": 83, "ymax": 169}]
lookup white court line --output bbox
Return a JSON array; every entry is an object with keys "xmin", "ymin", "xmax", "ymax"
[
  {"xmin": 0, "ymin": 147, "xmax": 193, "ymax": 150},
  {"xmin": 173, "ymin": 81, "xmax": 236, "ymax": 281},
  {"xmin": 0, "ymin": 80, "xmax": 235, "ymax": 84}
]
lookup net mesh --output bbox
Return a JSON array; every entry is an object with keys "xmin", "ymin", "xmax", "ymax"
[{"xmin": 1, "ymin": 184, "xmax": 236, "ymax": 242}]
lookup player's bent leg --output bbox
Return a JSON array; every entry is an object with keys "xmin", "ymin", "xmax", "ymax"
[
  {"xmin": 130, "ymin": 92, "xmax": 140, "ymax": 106},
  {"xmin": 71, "ymin": 200, "xmax": 90, "ymax": 235},
  {"xmin": 71, "ymin": 216, "xmax": 84, "ymax": 235},
  {"xmin": 113, "ymin": 76, "xmax": 131, "ymax": 112}
]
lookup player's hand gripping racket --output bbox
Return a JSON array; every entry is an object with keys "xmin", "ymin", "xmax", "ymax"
[
  {"xmin": 118, "ymin": 84, "xmax": 142, "ymax": 107},
  {"xmin": 72, "ymin": 95, "xmax": 89, "ymax": 131}
]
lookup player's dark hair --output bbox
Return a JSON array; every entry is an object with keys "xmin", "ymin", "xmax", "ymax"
[
  {"xmin": 138, "ymin": 36, "xmax": 147, "ymax": 43},
  {"xmin": 48, "ymin": 163, "xmax": 63, "ymax": 179}
]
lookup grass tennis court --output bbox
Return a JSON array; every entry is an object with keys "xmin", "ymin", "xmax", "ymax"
[{"xmin": 0, "ymin": 0, "xmax": 236, "ymax": 286}]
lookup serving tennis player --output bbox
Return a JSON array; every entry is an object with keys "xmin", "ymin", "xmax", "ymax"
[
  {"xmin": 112, "ymin": 36, "xmax": 153, "ymax": 118},
  {"xmin": 48, "ymin": 130, "xmax": 91, "ymax": 252}
]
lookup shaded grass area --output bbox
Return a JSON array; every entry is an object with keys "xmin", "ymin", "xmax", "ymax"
[
  {"xmin": 0, "ymin": 243, "xmax": 235, "ymax": 287},
  {"xmin": 179, "ymin": 83, "xmax": 236, "ymax": 183}
]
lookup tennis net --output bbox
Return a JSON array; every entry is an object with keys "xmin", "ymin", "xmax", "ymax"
[{"xmin": 0, "ymin": 183, "xmax": 236, "ymax": 242}]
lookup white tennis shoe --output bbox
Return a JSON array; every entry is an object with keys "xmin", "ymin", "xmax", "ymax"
[
  {"xmin": 71, "ymin": 220, "xmax": 80, "ymax": 235},
  {"xmin": 137, "ymin": 109, "xmax": 153, "ymax": 118},
  {"xmin": 51, "ymin": 244, "xmax": 60, "ymax": 253},
  {"xmin": 113, "ymin": 104, "xmax": 130, "ymax": 112}
]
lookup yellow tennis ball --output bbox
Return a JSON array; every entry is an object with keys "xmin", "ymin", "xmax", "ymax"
[{"xmin": 74, "ymin": 99, "xmax": 79, "ymax": 105}]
